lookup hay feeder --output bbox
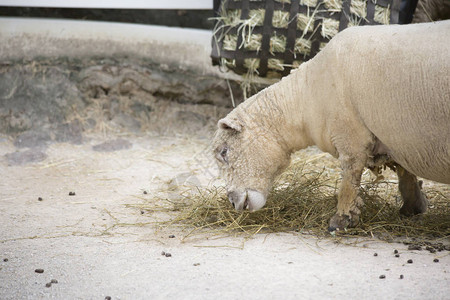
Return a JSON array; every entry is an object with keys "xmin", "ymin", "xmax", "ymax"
[{"xmin": 211, "ymin": 0, "xmax": 401, "ymax": 79}]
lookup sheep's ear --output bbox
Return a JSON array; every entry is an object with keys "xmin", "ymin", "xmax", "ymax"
[{"xmin": 218, "ymin": 118, "xmax": 242, "ymax": 132}]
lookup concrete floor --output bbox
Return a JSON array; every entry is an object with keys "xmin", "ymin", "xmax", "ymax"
[{"xmin": 0, "ymin": 131, "xmax": 448, "ymax": 300}]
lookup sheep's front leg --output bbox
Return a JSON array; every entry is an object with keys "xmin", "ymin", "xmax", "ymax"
[{"xmin": 329, "ymin": 155, "xmax": 366, "ymax": 231}]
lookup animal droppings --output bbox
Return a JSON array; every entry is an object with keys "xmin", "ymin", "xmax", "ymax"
[
  {"xmin": 395, "ymin": 254, "xmax": 400, "ymax": 258},
  {"xmin": 407, "ymin": 259, "xmax": 413, "ymax": 264},
  {"xmin": 3, "ymin": 258, "xmax": 8, "ymax": 262},
  {"xmin": 433, "ymin": 258, "xmax": 439, "ymax": 263},
  {"xmin": 408, "ymin": 245, "xmax": 422, "ymax": 251},
  {"xmin": 35, "ymin": 269, "xmax": 44, "ymax": 273},
  {"xmin": 140, "ymin": 210, "xmax": 145, "ymax": 215},
  {"xmin": 161, "ymin": 251, "xmax": 166, "ymax": 256},
  {"xmin": 394, "ymin": 249, "xmax": 398, "ymax": 254},
  {"xmin": 373, "ymin": 253, "xmax": 378, "ymax": 256},
  {"xmin": 193, "ymin": 263, "xmax": 200, "ymax": 266},
  {"xmin": 165, "ymin": 253, "xmax": 172, "ymax": 257},
  {"xmin": 38, "ymin": 197, "xmax": 43, "ymax": 201},
  {"xmin": 50, "ymin": 279, "xmax": 58, "ymax": 284},
  {"xmin": 379, "ymin": 275, "xmax": 386, "ymax": 279},
  {"xmin": 105, "ymin": 296, "xmax": 112, "ymax": 300},
  {"xmin": 143, "ymin": 191, "xmax": 148, "ymax": 194},
  {"xmin": 169, "ymin": 235, "xmax": 175, "ymax": 238},
  {"xmin": 69, "ymin": 192, "xmax": 76, "ymax": 196},
  {"xmin": 399, "ymin": 275, "xmax": 404, "ymax": 279},
  {"xmin": 45, "ymin": 283, "xmax": 51, "ymax": 288}
]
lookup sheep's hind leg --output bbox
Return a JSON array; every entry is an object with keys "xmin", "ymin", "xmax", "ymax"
[
  {"xmin": 397, "ymin": 165, "xmax": 428, "ymax": 216},
  {"xmin": 328, "ymin": 155, "xmax": 366, "ymax": 231}
]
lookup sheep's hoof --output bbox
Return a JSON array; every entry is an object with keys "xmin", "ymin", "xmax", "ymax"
[
  {"xmin": 399, "ymin": 194, "xmax": 428, "ymax": 216},
  {"xmin": 399, "ymin": 181, "xmax": 428, "ymax": 217},
  {"xmin": 328, "ymin": 213, "xmax": 359, "ymax": 232}
]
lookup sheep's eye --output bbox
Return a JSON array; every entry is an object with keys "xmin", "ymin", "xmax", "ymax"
[{"xmin": 220, "ymin": 147, "xmax": 228, "ymax": 158}]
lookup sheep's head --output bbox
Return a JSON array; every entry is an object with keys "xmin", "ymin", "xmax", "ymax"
[{"xmin": 212, "ymin": 113, "xmax": 291, "ymax": 211}]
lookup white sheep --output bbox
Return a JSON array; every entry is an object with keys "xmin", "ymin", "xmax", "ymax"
[{"xmin": 212, "ymin": 21, "xmax": 450, "ymax": 230}]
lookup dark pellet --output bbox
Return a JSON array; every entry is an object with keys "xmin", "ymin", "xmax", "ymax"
[
  {"xmin": 379, "ymin": 275, "xmax": 386, "ymax": 279},
  {"xmin": 69, "ymin": 192, "xmax": 76, "ymax": 196},
  {"xmin": 169, "ymin": 235, "xmax": 175, "ymax": 238},
  {"xmin": 165, "ymin": 253, "xmax": 172, "ymax": 257},
  {"xmin": 408, "ymin": 245, "xmax": 422, "ymax": 251},
  {"xmin": 394, "ymin": 249, "xmax": 398, "ymax": 254},
  {"xmin": 373, "ymin": 253, "xmax": 378, "ymax": 256},
  {"xmin": 161, "ymin": 251, "xmax": 166, "ymax": 256},
  {"xmin": 3, "ymin": 258, "xmax": 8, "ymax": 262},
  {"xmin": 433, "ymin": 258, "xmax": 439, "ymax": 263},
  {"xmin": 143, "ymin": 191, "xmax": 148, "ymax": 194},
  {"xmin": 400, "ymin": 275, "xmax": 404, "ymax": 279},
  {"xmin": 105, "ymin": 297, "xmax": 112, "ymax": 300},
  {"xmin": 407, "ymin": 259, "xmax": 413, "ymax": 264},
  {"xmin": 140, "ymin": 210, "xmax": 145, "ymax": 215},
  {"xmin": 45, "ymin": 283, "xmax": 52, "ymax": 288},
  {"xmin": 35, "ymin": 269, "xmax": 44, "ymax": 273},
  {"xmin": 395, "ymin": 254, "xmax": 400, "ymax": 258},
  {"xmin": 38, "ymin": 197, "xmax": 43, "ymax": 201},
  {"xmin": 50, "ymin": 279, "xmax": 58, "ymax": 284}
]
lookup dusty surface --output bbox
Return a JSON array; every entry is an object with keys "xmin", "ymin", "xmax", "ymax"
[
  {"xmin": 0, "ymin": 52, "xmax": 448, "ymax": 299},
  {"xmin": 1, "ymin": 119, "xmax": 449, "ymax": 300}
]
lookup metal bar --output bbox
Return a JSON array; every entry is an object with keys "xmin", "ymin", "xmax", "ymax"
[{"xmin": 0, "ymin": 0, "xmax": 213, "ymax": 10}]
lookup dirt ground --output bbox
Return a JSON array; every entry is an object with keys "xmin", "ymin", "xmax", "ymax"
[{"xmin": 0, "ymin": 98, "xmax": 449, "ymax": 300}]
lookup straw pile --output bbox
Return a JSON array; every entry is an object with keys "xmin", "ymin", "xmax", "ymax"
[{"xmin": 142, "ymin": 155, "xmax": 449, "ymax": 242}]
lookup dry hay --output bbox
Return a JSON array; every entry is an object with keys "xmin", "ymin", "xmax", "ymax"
[
  {"xmin": 213, "ymin": 0, "xmax": 396, "ymax": 99},
  {"xmin": 294, "ymin": 37, "xmax": 312, "ymax": 56},
  {"xmin": 268, "ymin": 58, "xmax": 285, "ymax": 71},
  {"xmin": 374, "ymin": 5, "xmax": 391, "ymax": 24},
  {"xmin": 244, "ymin": 58, "xmax": 261, "ymax": 71},
  {"xmin": 350, "ymin": 0, "xmax": 367, "ymax": 19},
  {"xmin": 324, "ymin": 0, "xmax": 343, "ymax": 12},
  {"xmin": 270, "ymin": 34, "xmax": 287, "ymax": 55},
  {"xmin": 297, "ymin": 13, "xmax": 315, "ymax": 33},
  {"xmin": 248, "ymin": 9, "xmax": 265, "ymax": 26},
  {"xmin": 223, "ymin": 34, "xmax": 238, "ymax": 51},
  {"xmin": 300, "ymin": 0, "xmax": 319, "ymax": 7},
  {"xmin": 321, "ymin": 18, "xmax": 340, "ymax": 39},
  {"xmin": 142, "ymin": 156, "xmax": 449, "ymax": 242},
  {"xmin": 272, "ymin": 10, "xmax": 290, "ymax": 28}
]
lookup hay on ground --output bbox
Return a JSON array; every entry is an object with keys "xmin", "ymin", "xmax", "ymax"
[{"xmin": 142, "ymin": 157, "xmax": 449, "ymax": 242}]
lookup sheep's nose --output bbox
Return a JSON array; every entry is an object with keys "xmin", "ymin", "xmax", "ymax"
[
  {"xmin": 227, "ymin": 190, "xmax": 236, "ymax": 205},
  {"xmin": 227, "ymin": 190, "xmax": 245, "ymax": 210}
]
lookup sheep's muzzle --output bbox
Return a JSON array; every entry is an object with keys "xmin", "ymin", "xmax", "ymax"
[{"xmin": 227, "ymin": 189, "xmax": 266, "ymax": 212}]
